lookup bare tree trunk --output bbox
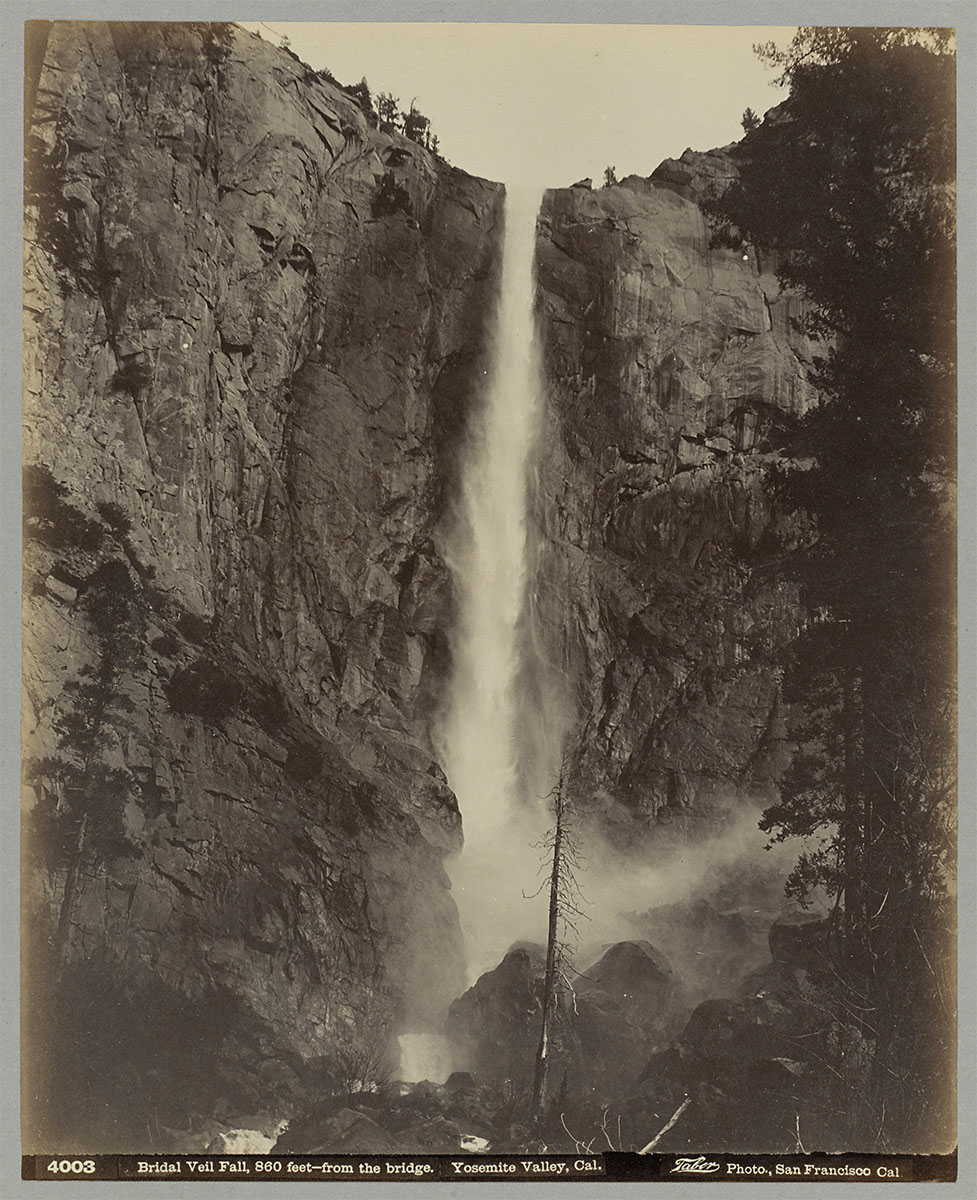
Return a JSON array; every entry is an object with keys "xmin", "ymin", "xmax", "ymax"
[{"xmin": 531, "ymin": 766, "xmax": 566, "ymax": 1129}]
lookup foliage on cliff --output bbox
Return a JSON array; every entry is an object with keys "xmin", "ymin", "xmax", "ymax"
[{"xmin": 708, "ymin": 27, "xmax": 956, "ymax": 1151}]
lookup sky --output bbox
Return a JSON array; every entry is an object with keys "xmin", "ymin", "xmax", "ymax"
[{"xmin": 239, "ymin": 22, "xmax": 792, "ymax": 187}]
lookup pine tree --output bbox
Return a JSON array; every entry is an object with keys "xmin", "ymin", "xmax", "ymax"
[
  {"xmin": 376, "ymin": 91, "xmax": 400, "ymax": 129},
  {"xmin": 27, "ymin": 557, "xmax": 144, "ymax": 973},
  {"xmin": 707, "ymin": 27, "xmax": 955, "ymax": 1149},
  {"xmin": 403, "ymin": 103, "xmax": 431, "ymax": 147}
]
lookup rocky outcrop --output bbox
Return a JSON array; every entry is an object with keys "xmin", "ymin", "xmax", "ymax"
[
  {"xmin": 22, "ymin": 21, "xmax": 502, "ymax": 1149},
  {"xmin": 633, "ymin": 946, "xmax": 871, "ymax": 1153},
  {"xmin": 572, "ymin": 940, "xmax": 676, "ymax": 1092},
  {"xmin": 443, "ymin": 943, "xmax": 546, "ymax": 1085},
  {"xmin": 444, "ymin": 939, "xmax": 677, "ymax": 1095},
  {"xmin": 533, "ymin": 149, "xmax": 818, "ymax": 843},
  {"xmin": 625, "ymin": 899, "xmax": 768, "ymax": 1008}
]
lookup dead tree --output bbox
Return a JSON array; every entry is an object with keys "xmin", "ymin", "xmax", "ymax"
[{"xmin": 529, "ymin": 756, "xmax": 587, "ymax": 1132}]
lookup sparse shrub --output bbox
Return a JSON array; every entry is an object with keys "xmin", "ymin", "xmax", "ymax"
[
  {"xmin": 143, "ymin": 584, "xmax": 169, "ymax": 614},
  {"xmin": 346, "ymin": 77, "xmax": 375, "ymax": 120},
  {"xmin": 23, "ymin": 463, "xmax": 103, "ymax": 551},
  {"xmin": 332, "ymin": 1034, "xmax": 395, "ymax": 1095},
  {"xmin": 165, "ymin": 656, "xmax": 238, "ymax": 721},
  {"xmin": 127, "ymin": 555, "xmax": 156, "ymax": 582},
  {"xmin": 24, "ymin": 126, "xmax": 79, "ymax": 277},
  {"xmin": 371, "ymin": 171, "xmax": 413, "ymax": 219},
  {"xmin": 24, "ymin": 463, "xmax": 67, "ymax": 525},
  {"xmin": 176, "ymin": 611, "xmax": 212, "ymax": 644},
  {"xmin": 83, "ymin": 560, "xmax": 137, "ymax": 636},
  {"xmin": 96, "ymin": 500, "xmax": 132, "ymax": 538},
  {"xmin": 402, "ymin": 104, "xmax": 430, "ymax": 146},
  {"xmin": 111, "ymin": 358, "xmax": 153, "ymax": 396},
  {"xmin": 245, "ymin": 677, "xmax": 287, "ymax": 732},
  {"xmin": 376, "ymin": 91, "xmax": 400, "ymax": 129},
  {"xmin": 151, "ymin": 632, "xmax": 180, "ymax": 658}
]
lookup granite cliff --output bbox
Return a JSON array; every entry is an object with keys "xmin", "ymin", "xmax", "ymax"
[
  {"xmin": 532, "ymin": 155, "xmax": 817, "ymax": 846},
  {"xmin": 23, "ymin": 21, "xmax": 501, "ymax": 1148},
  {"xmin": 23, "ymin": 23, "xmax": 818, "ymax": 1151}
]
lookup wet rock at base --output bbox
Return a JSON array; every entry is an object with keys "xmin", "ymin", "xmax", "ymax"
[
  {"xmin": 443, "ymin": 944, "xmax": 546, "ymax": 1085},
  {"xmin": 573, "ymin": 940, "xmax": 677, "ymax": 1092}
]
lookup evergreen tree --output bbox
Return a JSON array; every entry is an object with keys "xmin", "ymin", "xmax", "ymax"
[
  {"xmin": 26, "ymin": 557, "xmax": 145, "ymax": 972},
  {"xmin": 376, "ymin": 91, "xmax": 400, "ymax": 129},
  {"xmin": 403, "ymin": 103, "xmax": 431, "ymax": 147},
  {"xmin": 347, "ymin": 77, "xmax": 375, "ymax": 121},
  {"xmin": 708, "ymin": 27, "xmax": 955, "ymax": 1150}
]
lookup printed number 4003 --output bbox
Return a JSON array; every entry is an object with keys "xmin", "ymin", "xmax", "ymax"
[{"xmin": 47, "ymin": 1159, "xmax": 96, "ymax": 1174}]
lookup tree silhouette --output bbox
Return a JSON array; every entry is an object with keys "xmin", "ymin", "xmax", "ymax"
[
  {"xmin": 347, "ymin": 77, "xmax": 375, "ymax": 121},
  {"xmin": 708, "ymin": 27, "xmax": 955, "ymax": 1150},
  {"xmin": 529, "ymin": 756, "xmax": 587, "ymax": 1135},
  {"xmin": 403, "ymin": 103, "xmax": 431, "ymax": 147},
  {"xmin": 376, "ymin": 91, "xmax": 400, "ymax": 129},
  {"xmin": 27, "ymin": 557, "xmax": 145, "ymax": 973}
]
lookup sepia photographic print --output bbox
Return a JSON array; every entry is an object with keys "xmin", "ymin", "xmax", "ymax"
[{"xmin": 16, "ymin": 5, "xmax": 967, "ymax": 1188}]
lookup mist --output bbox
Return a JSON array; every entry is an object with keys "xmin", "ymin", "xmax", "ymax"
[
  {"xmin": 435, "ymin": 186, "xmax": 812, "ymax": 991},
  {"xmin": 573, "ymin": 800, "xmax": 817, "ymax": 955}
]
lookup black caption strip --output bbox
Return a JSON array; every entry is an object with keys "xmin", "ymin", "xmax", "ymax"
[{"xmin": 23, "ymin": 1152, "xmax": 957, "ymax": 1183}]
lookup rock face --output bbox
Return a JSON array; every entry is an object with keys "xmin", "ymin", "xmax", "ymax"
[
  {"xmin": 22, "ymin": 22, "xmax": 502, "ymax": 1149},
  {"xmin": 533, "ymin": 151, "xmax": 817, "ymax": 843},
  {"xmin": 444, "ymin": 944, "xmax": 546, "ymax": 1086},
  {"xmin": 444, "ymin": 939, "xmax": 677, "ymax": 1095},
  {"xmin": 24, "ymin": 26, "xmax": 822, "ymax": 1154},
  {"xmin": 572, "ymin": 940, "xmax": 676, "ymax": 1092}
]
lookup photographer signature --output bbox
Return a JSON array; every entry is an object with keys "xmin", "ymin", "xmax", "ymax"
[{"xmin": 670, "ymin": 1156, "xmax": 721, "ymax": 1174}]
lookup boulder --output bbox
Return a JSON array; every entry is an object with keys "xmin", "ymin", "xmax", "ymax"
[
  {"xmin": 443, "ymin": 944, "xmax": 545, "ymax": 1085},
  {"xmin": 571, "ymin": 941, "xmax": 677, "ymax": 1092},
  {"xmin": 444, "ymin": 1071, "xmax": 476, "ymax": 1093},
  {"xmin": 275, "ymin": 1106, "xmax": 401, "ymax": 1153},
  {"xmin": 578, "ymin": 939, "xmax": 674, "ymax": 1010}
]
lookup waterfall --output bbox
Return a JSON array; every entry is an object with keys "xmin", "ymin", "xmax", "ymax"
[{"xmin": 439, "ymin": 185, "xmax": 554, "ymax": 981}]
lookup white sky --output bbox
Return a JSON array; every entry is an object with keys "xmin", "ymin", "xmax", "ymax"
[{"xmin": 239, "ymin": 22, "xmax": 792, "ymax": 187}]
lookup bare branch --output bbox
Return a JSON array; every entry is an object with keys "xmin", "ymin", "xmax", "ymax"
[{"xmin": 637, "ymin": 1096, "xmax": 692, "ymax": 1154}]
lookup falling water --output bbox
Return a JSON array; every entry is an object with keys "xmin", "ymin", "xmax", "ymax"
[{"xmin": 438, "ymin": 185, "xmax": 554, "ymax": 982}]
